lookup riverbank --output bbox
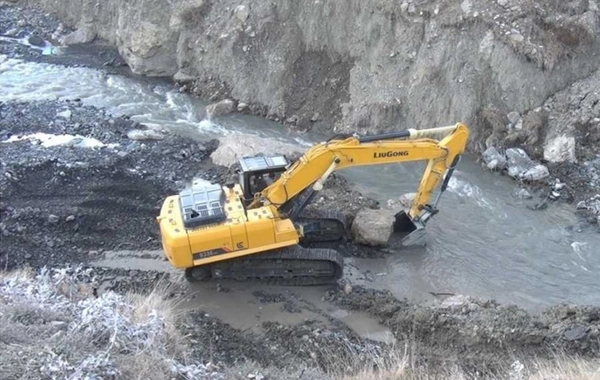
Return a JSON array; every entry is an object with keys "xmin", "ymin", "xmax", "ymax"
[
  {"xmin": 3, "ymin": 0, "xmax": 598, "ymax": 229},
  {"xmin": 1, "ymin": 2, "xmax": 600, "ymax": 378},
  {"xmin": 1, "ymin": 98, "xmax": 599, "ymax": 379}
]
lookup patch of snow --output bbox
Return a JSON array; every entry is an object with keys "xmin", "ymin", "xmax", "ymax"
[{"xmin": 2, "ymin": 132, "xmax": 117, "ymax": 149}]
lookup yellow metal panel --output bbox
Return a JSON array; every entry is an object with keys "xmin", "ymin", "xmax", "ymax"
[
  {"xmin": 247, "ymin": 206, "xmax": 274, "ymax": 221},
  {"xmin": 245, "ymin": 217, "xmax": 275, "ymax": 248},
  {"xmin": 229, "ymin": 219, "xmax": 249, "ymax": 251},
  {"xmin": 192, "ymin": 239, "xmax": 298, "ymax": 266},
  {"xmin": 188, "ymin": 224, "xmax": 232, "ymax": 254},
  {"xmin": 157, "ymin": 195, "xmax": 192, "ymax": 268},
  {"xmin": 223, "ymin": 185, "xmax": 247, "ymax": 221},
  {"xmin": 274, "ymin": 219, "xmax": 298, "ymax": 243}
]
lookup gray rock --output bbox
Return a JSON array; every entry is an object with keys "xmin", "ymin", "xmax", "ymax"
[
  {"xmin": 65, "ymin": 215, "xmax": 76, "ymax": 222},
  {"xmin": 544, "ymin": 135, "xmax": 576, "ymax": 163},
  {"xmin": 507, "ymin": 111, "xmax": 521, "ymax": 125},
  {"xmin": 48, "ymin": 214, "xmax": 59, "ymax": 224},
  {"xmin": 173, "ymin": 70, "xmax": 197, "ymax": 82},
  {"xmin": 460, "ymin": 0, "xmax": 472, "ymax": 13},
  {"xmin": 237, "ymin": 102, "xmax": 248, "ymax": 112},
  {"xmin": 210, "ymin": 133, "xmax": 303, "ymax": 166},
  {"xmin": 206, "ymin": 99, "xmax": 236, "ymax": 118},
  {"xmin": 60, "ymin": 27, "xmax": 96, "ymax": 45},
  {"xmin": 234, "ymin": 5, "xmax": 250, "ymax": 22},
  {"xmin": 399, "ymin": 192, "xmax": 417, "ymax": 207},
  {"xmin": 506, "ymin": 148, "xmax": 536, "ymax": 178},
  {"xmin": 522, "ymin": 164, "xmax": 549, "ymax": 181},
  {"xmin": 510, "ymin": 32, "xmax": 524, "ymax": 43},
  {"xmin": 506, "ymin": 148, "xmax": 532, "ymax": 167},
  {"xmin": 27, "ymin": 35, "xmax": 45, "ymax": 47},
  {"xmin": 514, "ymin": 188, "xmax": 532, "ymax": 199},
  {"xmin": 56, "ymin": 109, "xmax": 72, "ymax": 119},
  {"xmin": 498, "ymin": 0, "xmax": 509, "ymax": 6},
  {"xmin": 400, "ymin": 1, "xmax": 409, "ymax": 13},
  {"xmin": 351, "ymin": 208, "xmax": 396, "ymax": 247},
  {"xmin": 440, "ymin": 294, "xmax": 472, "ymax": 308},
  {"xmin": 564, "ymin": 325, "xmax": 588, "ymax": 341},
  {"xmin": 482, "ymin": 146, "xmax": 507, "ymax": 170},
  {"xmin": 127, "ymin": 129, "xmax": 166, "ymax": 141},
  {"xmin": 4, "ymin": 28, "xmax": 18, "ymax": 36}
]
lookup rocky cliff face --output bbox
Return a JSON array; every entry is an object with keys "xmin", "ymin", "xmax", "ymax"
[{"xmin": 26, "ymin": 0, "xmax": 600, "ymax": 155}]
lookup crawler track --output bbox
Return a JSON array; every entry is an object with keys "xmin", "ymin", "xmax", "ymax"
[
  {"xmin": 296, "ymin": 208, "xmax": 348, "ymax": 245},
  {"xmin": 187, "ymin": 246, "xmax": 344, "ymax": 286}
]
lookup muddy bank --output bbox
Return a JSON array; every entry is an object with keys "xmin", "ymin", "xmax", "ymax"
[
  {"xmin": 325, "ymin": 285, "xmax": 600, "ymax": 373},
  {"xmin": 1, "ymin": 99, "xmax": 599, "ymax": 379}
]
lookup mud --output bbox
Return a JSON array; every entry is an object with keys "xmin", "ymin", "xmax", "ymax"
[
  {"xmin": 179, "ymin": 310, "xmax": 386, "ymax": 374},
  {"xmin": 326, "ymin": 285, "xmax": 600, "ymax": 373}
]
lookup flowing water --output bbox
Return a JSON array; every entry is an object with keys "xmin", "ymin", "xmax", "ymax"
[{"xmin": 2, "ymin": 56, "xmax": 599, "ymax": 314}]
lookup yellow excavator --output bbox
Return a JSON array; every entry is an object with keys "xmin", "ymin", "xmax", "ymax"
[{"xmin": 157, "ymin": 123, "xmax": 469, "ymax": 284}]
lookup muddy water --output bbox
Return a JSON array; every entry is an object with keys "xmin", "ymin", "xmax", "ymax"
[
  {"xmin": 2, "ymin": 57, "xmax": 600, "ymax": 315},
  {"xmin": 92, "ymin": 249, "xmax": 396, "ymax": 343}
]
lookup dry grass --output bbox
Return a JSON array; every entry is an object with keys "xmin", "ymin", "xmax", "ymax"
[
  {"xmin": 0, "ymin": 266, "xmax": 221, "ymax": 380},
  {"xmin": 337, "ymin": 351, "xmax": 600, "ymax": 380}
]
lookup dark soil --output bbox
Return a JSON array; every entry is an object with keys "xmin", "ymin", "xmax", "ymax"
[
  {"xmin": 0, "ymin": 100, "xmax": 222, "ymax": 270},
  {"xmin": 178, "ymin": 310, "xmax": 386, "ymax": 374}
]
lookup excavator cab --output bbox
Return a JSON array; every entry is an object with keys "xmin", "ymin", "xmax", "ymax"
[{"xmin": 238, "ymin": 155, "xmax": 289, "ymax": 203}]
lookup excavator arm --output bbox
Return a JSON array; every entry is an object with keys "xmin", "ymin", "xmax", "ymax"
[
  {"xmin": 252, "ymin": 123, "xmax": 469, "ymax": 240},
  {"xmin": 158, "ymin": 122, "xmax": 469, "ymax": 284}
]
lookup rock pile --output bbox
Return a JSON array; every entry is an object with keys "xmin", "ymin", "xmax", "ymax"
[{"xmin": 483, "ymin": 146, "xmax": 549, "ymax": 181}]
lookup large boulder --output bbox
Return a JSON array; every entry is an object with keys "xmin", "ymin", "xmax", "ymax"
[
  {"xmin": 205, "ymin": 99, "xmax": 236, "ymax": 118},
  {"xmin": 505, "ymin": 148, "xmax": 548, "ymax": 181},
  {"xmin": 351, "ymin": 208, "xmax": 396, "ymax": 247},
  {"xmin": 210, "ymin": 134, "xmax": 304, "ymax": 166},
  {"xmin": 60, "ymin": 27, "xmax": 96, "ymax": 45}
]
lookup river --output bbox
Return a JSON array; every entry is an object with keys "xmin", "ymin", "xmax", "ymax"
[{"xmin": 1, "ymin": 54, "xmax": 599, "ymax": 311}]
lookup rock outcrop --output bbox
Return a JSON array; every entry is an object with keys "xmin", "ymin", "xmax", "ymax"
[
  {"xmin": 483, "ymin": 147, "xmax": 550, "ymax": 181},
  {"xmin": 26, "ymin": 0, "xmax": 600, "ymax": 153}
]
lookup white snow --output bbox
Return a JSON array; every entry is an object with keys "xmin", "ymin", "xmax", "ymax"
[{"xmin": 3, "ymin": 132, "xmax": 118, "ymax": 149}]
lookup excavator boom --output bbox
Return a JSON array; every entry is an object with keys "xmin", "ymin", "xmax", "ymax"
[{"xmin": 157, "ymin": 123, "xmax": 469, "ymax": 284}]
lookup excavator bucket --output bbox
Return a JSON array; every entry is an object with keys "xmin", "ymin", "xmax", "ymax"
[{"xmin": 392, "ymin": 210, "xmax": 427, "ymax": 247}]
